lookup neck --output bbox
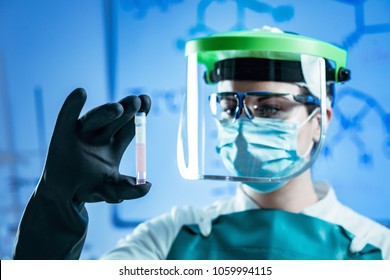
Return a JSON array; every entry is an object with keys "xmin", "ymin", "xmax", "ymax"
[{"xmin": 241, "ymin": 170, "xmax": 318, "ymax": 213}]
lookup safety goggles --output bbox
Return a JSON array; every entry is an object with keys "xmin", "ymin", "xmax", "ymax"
[{"xmin": 209, "ymin": 91, "xmax": 320, "ymax": 123}]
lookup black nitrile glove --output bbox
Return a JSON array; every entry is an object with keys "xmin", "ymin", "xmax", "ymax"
[{"xmin": 13, "ymin": 88, "xmax": 151, "ymax": 259}]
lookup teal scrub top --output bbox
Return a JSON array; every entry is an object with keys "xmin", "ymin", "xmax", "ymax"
[{"xmin": 167, "ymin": 209, "xmax": 382, "ymax": 260}]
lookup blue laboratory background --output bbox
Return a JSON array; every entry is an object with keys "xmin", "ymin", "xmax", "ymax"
[{"xmin": 0, "ymin": 0, "xmax": 389, "ymax": 259}]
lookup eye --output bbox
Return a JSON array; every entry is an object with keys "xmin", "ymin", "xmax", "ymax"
[
  {"xmin": 252, "ymin": 104, "xmax": 280, "ymax": 118},
  {"xmin": 219, "ymin": 97, "xmax": 237, "ymax": 118}
]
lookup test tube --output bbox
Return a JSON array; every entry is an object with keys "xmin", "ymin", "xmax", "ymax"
[{"xmin": 135, "ymin": 112, "xmax": 146, "ymax": 184}]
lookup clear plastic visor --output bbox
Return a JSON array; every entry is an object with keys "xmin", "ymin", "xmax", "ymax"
[{"xmin": 177, "ymin": 51, "xmax": 327, "ymax": 183}]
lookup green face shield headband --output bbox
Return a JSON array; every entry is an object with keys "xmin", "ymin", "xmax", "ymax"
[
  {"xmin": 177, "ymin": 29, "xmax": 350, "ymax": 185},
  {"xmin": 185, "ymin": 30, "xmax": 350, "ymax": 84}
]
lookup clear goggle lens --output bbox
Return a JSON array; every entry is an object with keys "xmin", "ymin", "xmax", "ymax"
[{"xmin": 209, "ymin": 91, "xmax": 320, "ymax": 122}]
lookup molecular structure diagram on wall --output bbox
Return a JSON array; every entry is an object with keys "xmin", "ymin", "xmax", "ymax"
[
  {"xmin": 339, "ymin": 0, "xmax": 390, "ymax": 50},
  {"xmin": 323, "ymin": 0, "xmax": 390, "ymax": 164},
  {"xmin": 120, "ymin": 0, "xmax": 184, "ymax": 19},
  {"xmin": 175, "ymin": 0, "xmax": 294, "ymax": 50},
  {"xmin": 323, "ymin": 87, "xmax": 390, "ymax": 164}
]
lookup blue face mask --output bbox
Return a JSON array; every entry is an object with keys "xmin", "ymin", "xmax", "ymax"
[{"xmin": 216, "ymin": 114, "xmax": 315, "ymax": 193}]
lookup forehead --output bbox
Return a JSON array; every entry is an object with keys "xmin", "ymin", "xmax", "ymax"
[{"xmin": 217, "ymin": 80, "xmax": 303, "ymax": 95}]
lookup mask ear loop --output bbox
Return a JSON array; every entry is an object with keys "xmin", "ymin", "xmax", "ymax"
[
  {"xmin": 298, "ymin": 107, "xmax": 320, "ymax": 128},
  {"xmin": 298, "ymin": 107, "xmax": 320, "ymax": 158}
]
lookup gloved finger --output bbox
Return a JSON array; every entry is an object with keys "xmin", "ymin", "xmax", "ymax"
[
  {"xmin": 138, "ymin": 94, "xmax": 152, "ymax": 114},
  {"xmin": 91, "ymin": 96, "xmax": 141, "ymax": 144},
  {"xmin": 77, "ymin": 177, "xmax": 151, "ymax": 203},
  {"xmin": 111, "ymin": 94, "xmax": 152, "ymax": 159},
  {"xmin": 53, "ymin": 88, "xmax": 87, "ymax": 137},
  {"xmin": 78, "ymin": 102, "xmax": 124, "ymax": 136},
  {"xmin": 105, "ymin": 176, "xmax": 152, "ymax": 202}
]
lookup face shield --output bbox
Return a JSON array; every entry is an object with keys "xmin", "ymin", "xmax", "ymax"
[{"xmin": 177, "ymin": 30, "xmax": 349, "ymax": 189}]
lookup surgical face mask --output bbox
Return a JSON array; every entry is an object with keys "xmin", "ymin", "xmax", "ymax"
[{"xmin": 216, "ymin": 109, "xmax": 318, "ymax": 193}]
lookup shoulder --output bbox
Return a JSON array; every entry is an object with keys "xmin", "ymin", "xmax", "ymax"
[
  {"xmin": 333, "ymin": 202, "xmax": 390, "ymax": 259},
  {"xmin": 306, "ymin": 182, "xmax": 390, "ymax": 259}
]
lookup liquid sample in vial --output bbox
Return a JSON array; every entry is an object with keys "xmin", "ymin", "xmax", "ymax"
[{"xmin": 135, "ymin": 112, "xmax": 146, "ymax": 184}]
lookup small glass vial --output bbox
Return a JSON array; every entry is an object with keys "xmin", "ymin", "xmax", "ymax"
[{"xmin": 135, "ymin": 112, "xmax": 146, "ymax": 184}]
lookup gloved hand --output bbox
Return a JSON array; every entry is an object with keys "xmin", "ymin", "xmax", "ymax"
[{"xmin": 13, "ymin": 88, "xmax": 152, "ymax": 259}]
